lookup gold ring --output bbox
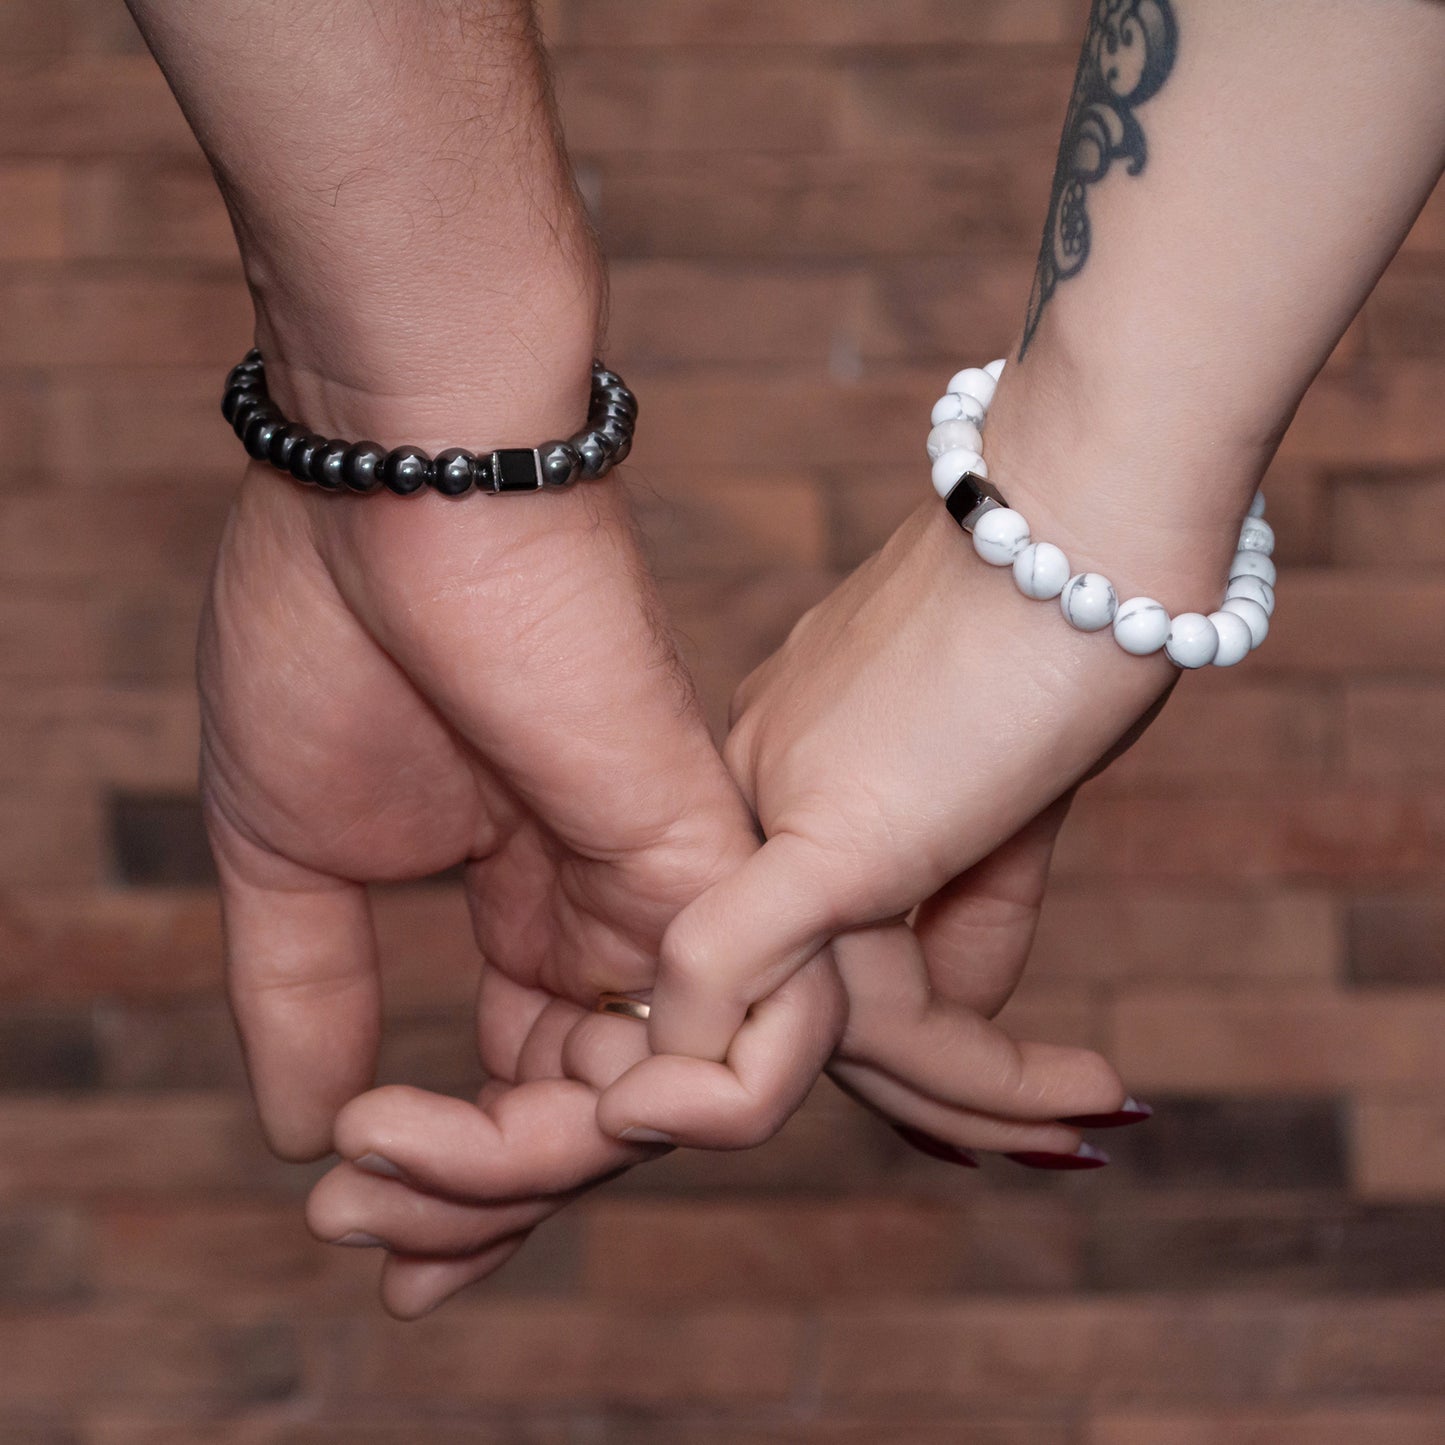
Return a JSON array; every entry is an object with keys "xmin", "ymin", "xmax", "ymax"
[{"xmin": 595, "ymin": 993, "xmax": 652, "ymax": 1023}]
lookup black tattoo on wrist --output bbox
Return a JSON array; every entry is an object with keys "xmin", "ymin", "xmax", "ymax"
[{"xmin": 1019, "ymin": 0, "xmax": 1179, "ymax": 360}]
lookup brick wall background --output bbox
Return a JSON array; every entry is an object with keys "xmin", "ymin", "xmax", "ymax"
[{"xmin": 2, "ymin": 0, "xmax": 1444, "ymax": 1439}]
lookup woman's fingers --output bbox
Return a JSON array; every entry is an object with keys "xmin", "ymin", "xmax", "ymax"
[
  {"xmin": 381, "ymin": 1236, "xmax": 532, "ymax": 1320},
  {"xmin": 829, "ymin": 1060, "xmax": 1089, "ymax": 1159},
  {"xmin": 648, "ymin": 830, "xmax": 854, "ymax": 1061},
  {"xmin": 307, "ymin": 1161, "xmax": 566, "ymax": 1255},
  {"xmin": 333, "ymin": 1078, "xmax": 655, "ymax": 1200},
  {"xmin": 596, "ymin": 954, "xmax": 845, "ymax": 1149},
  {"xmin": 833, "ymin": 921, "xmax": 1127, "ymax": 1121},
  {"xmin": 207, "ymin": 812, "xmax": 381, "ymax": 1162}
]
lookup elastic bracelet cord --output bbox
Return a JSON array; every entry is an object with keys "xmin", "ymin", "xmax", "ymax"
[
  {"xmin": 928, "ymin": 360, "xmax": 1276, "ymax": 669},
  {"xmin": 220, "ymin": 350, "xmax": 638, "ymax": 496}
]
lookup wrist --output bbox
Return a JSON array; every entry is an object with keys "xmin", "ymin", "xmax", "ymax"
[{"xmin": 982, "ymin": 342, "xmax": 1271, "ymax": 612}]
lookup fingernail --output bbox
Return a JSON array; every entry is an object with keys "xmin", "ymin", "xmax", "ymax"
[
  {"xmin": 893, "ymin": 1124, "xmax": 980, "ymax": 1168},
  {"xmin": 1059, "ymin": 1097, "xmax": 1154, "ymax": 1129},
  {"xmin": 1005, "ymin": 1142, "xmax": 1110, "ymax": 1171},
  {"xmin": 617, "ymin": 1126, "xmax": 674, "ymax": 1146},
  {"xmin": 354, "ymin": 1152, "xmax": 405, "ymax": 1179},
  {"xmin": 333, "ymin": 1231, "xmax": 385, "ymax": 1248}
]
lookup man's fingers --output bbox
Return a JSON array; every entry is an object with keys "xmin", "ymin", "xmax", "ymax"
[
  {"xmin": 597, "ymin": 954, "xmax": 845, "ymax": 1149},
  {"xmin": 333, "ymin": 1079, "xmax": 651, "ymax": 1200},
  {"xmin": 307, "ymin": 1161, "xmax": 566, "ymax": 1256},
  {"xmin": 833, "ymin": 922, "xmax": 1126, "ymax": 1121},
  {"xmin": 649, "ymin": 831, "xmax": 853, "ymax": 1060},
  {"xmin": 209, "ymin": 812, "xmax": 380, "ymax": 1161},
  {"xmin": 381, "ymin": 1237, "xmax": 532, "ymax": 1321}
]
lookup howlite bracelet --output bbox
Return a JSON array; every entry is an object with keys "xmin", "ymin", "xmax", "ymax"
[
  {"xmin": 220, "ymin": 350, "xmax": 637, "ymax": 496},
  {"xmin": 929, "ymin": 359, "xmax": 1276, "ymax": 669}
]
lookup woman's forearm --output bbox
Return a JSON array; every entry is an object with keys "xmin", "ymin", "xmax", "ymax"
[{"xmin": 985, "ymin": 0, "xmax": 1445, "ymax": 603}]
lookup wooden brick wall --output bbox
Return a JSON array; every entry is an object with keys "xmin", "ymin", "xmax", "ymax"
[{"xmin": 1, "ymin": 1, "xmax": 1442, "ymax": 1439}]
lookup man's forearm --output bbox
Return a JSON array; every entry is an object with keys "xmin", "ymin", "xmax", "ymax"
[
  {"xmin": 124, "ymin": 0, "xmax": 600, "ymax": 440},
  {"xmin": 985, "ymin": 0, "xmax": 1445, "ymax": 598}
]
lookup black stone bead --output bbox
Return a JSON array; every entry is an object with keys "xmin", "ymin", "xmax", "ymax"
[
  {"xmin": 431, "ymin": 447, "xmax": 476, "ymax": 496},
  {"xmin": 230, "ymin": 394, "xmax": 273, "ymax": 436},
  {"xmin": 539, "ymin": 440, "xmax": 582, "ymax": 487},
  {"xmin": 266, "ymin": 423, "xmax": 309, "ymax": 471},
  {"xmin": 598, "ymin": 403, "xmax": 635, "ymax": 433},
  {"xmin": 602, "ymin": 429, "xmax": 632, "ymax": 465},
  {"xmin": 242, "ymin": 410, "xmax": 286, "ymax": 461},
  {"xmin": 493, "ymin": 448, "xmax": 543, "ymax": 492},
  {"xmin": 226, "ymin": 354, "xmax": 264, "ymax": 391},
  {"xmin": 312, "ymin": 439, "xmax": 349, "ymax": 491},
  {"xmin": 222, "ymin": 387, "xmax": 263, "ymax": 426},
  {"xmin": 593, "ymin": 367, "xmax": 623, "ymax": 391},
  {"xmin": 382, "ymin": 445, "xmax": 431, "ymax": 495},
  {"xmin": 341, "ymin": 441, "xmax": 387, "ymax": 494},
  {"xmin": 573, "ymin": 430, "xmax": 611, "ymax": 479},
  {"xmin": 600, "ymin": 384, "xmax": 636, "ymax": 417},
  {"xmin": 287, "ymin": 433, "xmax": 325, "ymax": 484}
]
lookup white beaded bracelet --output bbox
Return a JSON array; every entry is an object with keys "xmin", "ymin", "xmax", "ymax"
[{"xmin": 928, "ymin": 360, "xmax": 1276, "ymax": 669}]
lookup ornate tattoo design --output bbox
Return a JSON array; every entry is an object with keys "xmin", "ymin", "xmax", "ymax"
[{"xmin": 1019, "ymin": 0, "xmax": 1179, "ymax": 358}]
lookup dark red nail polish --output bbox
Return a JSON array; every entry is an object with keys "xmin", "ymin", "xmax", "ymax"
[
  {"xmin": 894, "ymin": 1124, "xmax": 979, "ymax": 1168},
  {"xmin": 1005, "ymin": 1143, "xmax": 1110, "ymax": 1170},
  {"xmin": 1059, "ymin": 1097, "xmax": 1154, "ymax": 1129}
]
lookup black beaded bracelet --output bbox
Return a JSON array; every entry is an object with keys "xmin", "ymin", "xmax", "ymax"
[{"xmin": 220, "ymin": 350, "xmax": 637, "ymax": 496}]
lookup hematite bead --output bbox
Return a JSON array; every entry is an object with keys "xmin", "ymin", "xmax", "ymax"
[
  {"xmin": 431, "ymin": 447, "xmax": 476, "ymax": 496},
  {"xmin": 312, "ymin": 439, "xmax": 349, "ymax": 491},
  {"xmin": 231, "ymin": 394, "xmax": 273, "ymax": 436},
  {"xmin": 341, "ymin": 441, "xmax": 387, "ymax": 493},
  {"xmin": 287, "ymin": 433, "xmax": 325, "ymax": 484},
  {"xmin": 226, "ymin": 359, "xmax": 264, "ymax": 394},
  {"xmin": 573, "ymin": 430, "xmax": 612, "ymax": 479},
  {"xmin": 222, "ymin": 387, "xmax": 263, "ymax": 426},
  {"xmin": 382, "ymin": 446, "xmax": 430, "ymax": 495},
  {"xmin": 267, "ymin": 423, "xmax": 308, "ymax": 471},
  {"xmin": 593, "ymin": 367, "xmax": 623, "ymax": 391},
  {"xmin": 242, "ymin": 410, "xmax": 286, "ymax": 461},
  {"xmin": 600, "ymin": 384, "xmax": 636, "ymax": 418},
  {"xmin": 539, "ymin": 440, "xmax": 581, "ymax": 487}
]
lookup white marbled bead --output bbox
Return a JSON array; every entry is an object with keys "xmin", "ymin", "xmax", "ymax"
[
  {"xmin": 1209, "ymin": 609, "xmax": 1253, "ymax": 667},
  {"xmin": 1012, "ymin": 541, "xmax": 1070, "ymax": 600},
  {"xmin": 1249, "ymin": 491, "xmax": 1267, "ymax": 519},
  {"xmin": 926, "ymin": 417, "xmax": 984, "ymax": 461},
  {"xmin": 930, "ymin": 391, "xmax": 988, "ymax": 428},
  {"xmin": 1059, "ymin": 572, "xmax": 1117, "ymax": 632},
  {"xmin": 930, "ymin": 448, "xmax": 985, "ymax": 498},
  {"xmin": 1229, "ymin": 549, "xmax": 1277, "ymax": 587},
  {"xmin": 1112, "ymin": 596, "xmax": 1171, "ymax": 655},
  {"xmin": 984, "ymin": 358, "xmax": 1006, "ymax": 382},
  {"xmin": 1221, "ymin": 596, "xmax": 1270, "ymax": 648},
  {"xmin": 946, "ymin": 366, "xmax": 997, "ymax": 410},
  {"xmin": 1164, "ymin": 611, "xmax": 1219, "ymax": 669},
  {"xmin": 972, "ymin": 507, "xmax": 1030, "ymax": 566},
  {"xmin": 1225, "ymin": 574, "xmax": 1275, "ymax": 617},
  {"xmin": 1238, "ymin": 516, "xmax": 1276, "ymax": 556}
]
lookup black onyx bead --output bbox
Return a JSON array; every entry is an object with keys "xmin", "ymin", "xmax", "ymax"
[
  {"xmin": 493, "ymin": 448, "xmax": 543, "ymax": 492},
  {"xmin": 267, "ymin": 423, "xmax": 308, "ymax": 471},
  {"xmin": 312, "ymin": 439, "xmax": 349, "ymax": 491},
  {"xmin": 573, "ymin": 430, "xmax": 611, "ymax": 479},
  {"xmin": 287, "ymin": 433, "xmax": 325, "ymax": 484},
  {"xmin": 242, "ymin": 410, "xmax": 286, "ymax": 461},
  {"xmin": 226, "ymin": 362, "xmax": 263, "ymax": 395},
  {"xmin": 382, "ymin": 446, "xmax": 430, "ymax": 495},
  {"xmin": 539, "ymin": 441, "xmax": 581, "ymax": 487},
  {"xmin": 431, "ymin": 447, "xmax": 476, "ymax": 496},
  {"xmin": 222, "ymin": 387, "xmax": 263, "ymax": 426},
  {"xmin": 341, "ymin": 441, "xmax": 387, "ymax": 494}
]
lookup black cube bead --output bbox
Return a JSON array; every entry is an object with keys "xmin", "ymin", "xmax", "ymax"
[
  {"xmin": 287, "ymin": 433, "xmax": 325, "ymax": 483},
  {"xmin": 431, "ymin": 447, "xmax": 477, "ymax": 496},
  {"xmin": 382, "ymin": 446, "xmax": 431, "ymax": 495},
  {"xmin": 492, "ymin": 448, "xmax": 543, "ymax": 492},
  {"xmin": 342, "ymin": 441, "xmax": 387, "ymax": 494},
  {"xmin": 312, "ymin": 439, "xmax": 349, "ymax": 491}
]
